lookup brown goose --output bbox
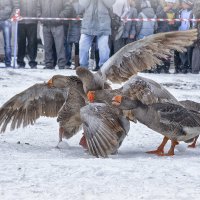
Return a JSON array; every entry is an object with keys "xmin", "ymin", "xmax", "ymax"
[
  {"xmin": 86, "ymin": 76, "xmax": 200, "ymax": 155},
  {"xmin": 112, "ymin": 95, "xmax": 200, "ymax": 156},
  {"xmin": 81, "ymin": 76, "xmax": 181, "ymax": 156},
  {"xmin": 0, "ymin": 75, "xmax": 86, "ymax": 143},
  {"xmin": 76, "ymin": 29, "xmax": 197, "ymax": 94},
  {"xmin": 0, "ymin": 74, "xmax": 127, "ymax": 154},
  {"xmin": 80, "ymin": 103, "xmax": 130, "ymax": 157}
]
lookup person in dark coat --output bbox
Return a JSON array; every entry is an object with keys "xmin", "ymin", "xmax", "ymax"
[
  {"xmin": 17, "ymin": 0, "xmax": 38, "ymax": 68},
  {"xmin": 176, "ymin": 0, "xmax": 194, "ymax": 74},
  {"xmin": 65, "ymin": 0, "xmax": 83, "ymax": 69},
  {"xmin": 124, "ymin": 0, "xmax": 138, "ymax": 45},
  {"xmin": 136, "ymin": 0, "xmax": 157, "ymax": 40},
  {"xmin": 37, "ymin": 0, "xmax": 71, "ymax": 69},
  {"xmin": 154, "ymin": 0, "xmax": 180, "ymax": 73},
  {"xmin": 0, "ymin": 0, "xmax": 19, "ymax": 67},
  {"xmin": 110, "ymin": 0, "xmax": 138, "ymax": 54}
]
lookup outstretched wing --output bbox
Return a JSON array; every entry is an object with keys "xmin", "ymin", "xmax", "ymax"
[
  {"xmin": 0, "ymin": 83, "xmax": 68, "ymax": 133},
  {"xmin": 80, "ymin": 103, "xmax": 128, "ymax": 158},
  {"xmin": 100, "ymin": 30, "xmax": 197, "ymax": 83},
  {"xmin": 57, "ymin": 89, "xmax": 86, "ymax": 139}
]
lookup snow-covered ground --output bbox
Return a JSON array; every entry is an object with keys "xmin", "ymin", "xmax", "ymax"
[{"xmin": 0, "ymin": 66, "xmax": 200, "ymax": 200}]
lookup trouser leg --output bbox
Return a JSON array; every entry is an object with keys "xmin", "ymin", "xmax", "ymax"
[
  {"xmin": 26, "ymin": 23, "xmax": 38, "ymax": 68},
  {"xmin": 79, "ymin": 34, "xmax": 94, "ymax": 67},
  {"xmin": 97, "ymin": 35, "xmax": 110, "ymax": 67},
  {"xmin": 52, "ymin": 25, "xmax": 66, "ymax": 69},
  {"xmin": 43, "ymin": 26, "xmax": 54, "ymax": 68},
  {"xmin": 2, "ymin": 20, "xmax": 12, "ymax": 67},
  {"xmin": 17, "ymin": 23, "xmax": 26, "ymax": 67}
]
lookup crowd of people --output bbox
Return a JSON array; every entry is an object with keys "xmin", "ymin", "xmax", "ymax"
[{"xmin": 0, "ymin": 0, "xmax": 200, "ymax": 74}]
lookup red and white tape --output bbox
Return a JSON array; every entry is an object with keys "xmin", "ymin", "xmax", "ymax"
[
  {"xmin": 10, "ymin": 9, "xmax": 200, "ymax": 22},
  {"xmin": 12, "ymin": 16, "xmax": 200, "ymax": 22}
]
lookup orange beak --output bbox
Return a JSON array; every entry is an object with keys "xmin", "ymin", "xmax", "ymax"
[
  {"xmin": 112, "ymin": 95, "xmax": 122, "ymax": 106},
  {"xmin": 87, "ymin": 91, "xmax": 95, "ymax": 103},
  {"xmin": 47, "ymin": 78, "xmax": 53, "ymax": 87}
]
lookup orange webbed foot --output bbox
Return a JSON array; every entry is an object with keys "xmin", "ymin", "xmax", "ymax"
[
  {"xmin": 79, "ymin": 134, "xmax": 88, "ymax": 150},
  {"xmin": 188, "ymin": 143, "xmax": 196, "ymax": 148},
  {"xmin": 157, "ymin": 152, "xmax": 174, "ymax": 157},
  {"xmin": 146, "ymin": 149, "xmax": 164, "ymax": 155},
  {"xmin": 188, "ymin": 137, "xmax": 198, "ymax": 148}
]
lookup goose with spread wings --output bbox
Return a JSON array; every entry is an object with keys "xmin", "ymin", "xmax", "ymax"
[
  {"xmin": 0, "ymin": 30, "xmax": 198, "ymax": 157},
  {"xmin": 0, "ymin": 75, "xmax": 85, "ymax": 139},
  {"xmin": 0, "ymin": 74, "xmax": 129, "ymax": 157}
]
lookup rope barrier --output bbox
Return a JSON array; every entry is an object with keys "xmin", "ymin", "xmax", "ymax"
[
  {"xmin": 10, "ymin": 11, "xmax": 199, "ymax": 22},
  {"xmin": 11, "ymin": 9, "xmax": 199, "ymax": 22},
  {"xmin": 14, "ymin": 17, "xmax": 200, "ymax": 22}
]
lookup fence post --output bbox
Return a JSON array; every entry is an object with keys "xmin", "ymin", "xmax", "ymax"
[{"xmin": 13, "ymin": 20, "xmax": 18, "ymax": 68}]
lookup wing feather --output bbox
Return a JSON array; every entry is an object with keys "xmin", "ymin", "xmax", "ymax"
[
  {"xmin": 0, "ymin": 83, "xmax": 68, "ymax": 132},
  {"xmin": 80, "ymin": 103, "xmax": 129, "ymax": 157},
  {"xmin": 100, "ymin": 30, "xmax": 197, "ymax": 83}
]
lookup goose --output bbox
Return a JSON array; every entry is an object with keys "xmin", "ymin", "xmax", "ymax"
[
  {"xmin": 0, "ymin": 30, "xmax": 197, "ymax": 156},
  {"xmin": 0, "ymin": 75, "xmax": 85, "ymax": 141},
  {"xmin": 112, "ymin": 95, "xmax": 200, "ymax": 156},
  {"xmin": 80, "ymin": 103, "xmax": 130, "ymax": 157},
  {"xmin": 86, "ymin": 77, "xmax": 200, "ymax": 155}
]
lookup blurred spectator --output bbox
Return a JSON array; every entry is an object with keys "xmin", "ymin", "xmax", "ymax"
[
  {"xmin": 192, "ymin": 0, "xmax": 200, "ymax": 74},
  {"xmin": 135, "ymin": 0, "xmax": 143, "ymax": 12},
  {"xmin": 38, "ymin": 23, "xmax": 57, "ymax": 67},
  {"xmin": 150, "ymin": 0, "xmax": 160, "ymax": 12},
  {"xmin": 37, "ymin": 0, "xmax": 71, "ymax": 69},
  {"xmin": 0, "ymin": 0, "xmax": 19, "ymax": 67},
  {"xmin": 79, "ymin": 0, "xmax": 115, "ymax": 69},
  {"xmin": 156, "ymin": 0, "xmax": 180, "ymax": 73},
  {"xmin": 113, "ymin": 0, "xmax": 130, "ymax": 18},
  {"xmin": 176, "ymin": 0, "xmax": 194, "ymax": 73},
  {"xmin": 136, "ymin": 0, "xmax": 157, "ymax": 40},
  {"xmin": 17, "ymin": 0, "xmax": 38, "ymax": 68},
  {"xmin": 125, "ymin": 0, "xmax": 138, "ymax": 44},
  {"xmin": 112, "ymin": 0, "xmax": 130, "ymax": 39},
  {"xmin": 156, "ymin": 0, "xmax": 180, "ymax": 33},
  {"xmin": 111, "ymin": 0, "xmax": 137, "ymax": 55},
  {"xmin": 65, "ymin": 0, "xmax": 83, "ymax": 69}
]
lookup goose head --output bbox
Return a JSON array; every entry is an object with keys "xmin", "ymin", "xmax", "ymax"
[
  {"xmin": 47, "ymin": 75, "xmax": 69, "ymax": 88},
  {"xmin": 76, "ymin": 67, "xmax": 105, "ymax": 93},
  {"xmin": 112, "ymin": 95, "xmax": 139, "ymax": 110}
]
